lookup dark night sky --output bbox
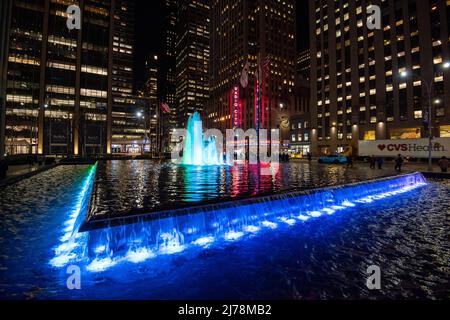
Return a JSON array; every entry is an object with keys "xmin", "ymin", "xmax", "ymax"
[
  {"xmin": 133, "ymin": 0, "xmax": 310, "ymax": 90},
  {"xmin": 133, "ymin": 0, "xmax": 165, "ymax": 90},
  {"xmin": 297, "ymin": 0, "xmax": 310, "ymax": 51}
]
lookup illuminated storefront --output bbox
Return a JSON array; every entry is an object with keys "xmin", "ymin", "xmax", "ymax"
[
  {"xmin": 390, "ymin": 127, "xmax": 422, "ymax": 140},
  {"xmin": 440, "ymin": 125, "xmax": 450, "ymax": 138}
]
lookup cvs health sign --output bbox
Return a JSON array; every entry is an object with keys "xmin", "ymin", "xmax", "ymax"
[{"xmin": 359, "ymin": 138, "xmax": 450, "ymax": 158}]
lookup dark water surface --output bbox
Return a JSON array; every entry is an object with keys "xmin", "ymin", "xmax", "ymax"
[
  {"xmin": 0, "ymin": 162, "xmax": 448, "ymax": 299},
  {"xmin": 90, "ymin": 160, "xmax": 399, "ymax": 220}
]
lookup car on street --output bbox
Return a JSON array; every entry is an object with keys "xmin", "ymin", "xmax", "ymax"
[{"xmin": 318, "ymin": 154, "xmax": 348, "ymax": 164}]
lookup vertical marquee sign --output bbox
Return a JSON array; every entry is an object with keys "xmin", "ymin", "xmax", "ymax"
[
  {"xmin": 230, "ymin": 85, "xmax": 242, "ymax": 128},
  {"xmin": 254, "ymin": 77, "xmax": 260, "ymax": 130}
]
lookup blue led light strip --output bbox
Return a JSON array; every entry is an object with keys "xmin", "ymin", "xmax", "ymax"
[
  {"xmin": 78, "ymin": 173, "xmax": 427, "ymax": 272},
  {"xmin": 49, "ymin": 163, "xmax": 97, "ymax": 268}
]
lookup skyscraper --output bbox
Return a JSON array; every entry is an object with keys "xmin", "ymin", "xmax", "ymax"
[
  {"xmin": 297, "ymin": 49, "xmax": 310, "ymax": 81},
  {"xmin": 309, "ymin": 0, "xmax": 450, "ymax": 156},
  {"xmin": 162, "ymin": 0, "xmax": 178, "ymax": 131},
  {"xmin": 0, "ymin": 0, "xmax": 12, "ymax": 159},
  {"xmin": 208, "ymin": 0, "xmax": 296, "ymax": 142},
  {"xmin": 290, "ymin": 51, "xmax": 311, "ymax": 157},
  {"xmin": 110, "ymin": 0, "xmax": 139, "ymax": 154},
  {"xmin": 143, "ymin": 53, "xmax": 159, "ymax": 154},
  {"xmin": 4, "ymin": 0, "xmax": 136, "ymax": 156},
  {"xmin": 175, "ymin": 0, "xmax": 210, "ymax": 128}
]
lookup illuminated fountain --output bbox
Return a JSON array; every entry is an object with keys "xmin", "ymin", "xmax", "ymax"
[
  {"xmin": 182, "ymin": 112, "xmax": 228, "ymax": 166},
  {"xmin": 50, "ymin": 168, "xmax": 427, "ymax": 272}
]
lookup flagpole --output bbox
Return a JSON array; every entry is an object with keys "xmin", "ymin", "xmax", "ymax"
[
  {"xmin": 256, "ymin": 52, "xmax": 261, "ymax": 164},
  {"xmin": 159, "ymin": 102, "xmax": 165, "ymax": 158},
  {"xmin": 157, "ymin": 99, "xmax": 160, "ymax": 157},
  {"xmin": 156, "ymin": 99, "xmax": 159, "ymax": 157}
]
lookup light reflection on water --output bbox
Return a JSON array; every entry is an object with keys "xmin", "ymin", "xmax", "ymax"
[
  {"xmin": 0, "ymin": 163, "xmax": 448, "ymax": 299},
  {"xmin": 91, "ymin": 160, "xmax": 399, "ymax": 220},
  {"xmin": 54, "ymin": 173, "xmax": 427, "ymax": 275}
]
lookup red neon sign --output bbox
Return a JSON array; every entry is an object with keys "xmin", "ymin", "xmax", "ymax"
[{"xmin": 230, "ymin": 85, "xmax": 242, "ymax": 128}]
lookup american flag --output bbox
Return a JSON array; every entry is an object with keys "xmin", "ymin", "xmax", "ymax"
[
  {"xmin": 261, "ymin": 55, "xmax": 270, "ymax": 78},
  {"xmin": 240, "ymin": 61, "xmax": 250, "ymax": 88},
  {"xmin": 160, "ymin": 102, "xmax": 171, "ymax": 114}
]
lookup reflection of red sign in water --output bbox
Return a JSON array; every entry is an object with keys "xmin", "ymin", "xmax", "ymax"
[
  {"xmin": 230, "ymin": 85, "xmax": 242, "ymax": 128},
  {"xmin": 253, "ymin": 76, "xmax": 267, "ymax": 129}
]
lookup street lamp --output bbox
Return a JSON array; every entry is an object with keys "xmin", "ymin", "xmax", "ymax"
[
  {"xmin": 399, "ymin": 70, "xmax": 409, "ymax": 78},
  {"xmin": 135, "ymin": 111, "xmax": 147, "ymax": 154},
  {"xmin": 399, "ymin": 62, "xmax": 450, "ymax": 171}
]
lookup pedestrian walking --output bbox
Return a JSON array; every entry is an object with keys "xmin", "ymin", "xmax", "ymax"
[
  {"xmin": 377, "ymin": 157, "xmax": 384, "ymax": 170},
  {"xmin": 394, "ymin": 154, "xmax": 404, "ymax": 172},
  {"xmin": 438, "ymin": 156, "xmax": 449, "ymax": 173},
  {"xmin": 369, "ymin": 155, "xmax": 376, "ymax": 169}
]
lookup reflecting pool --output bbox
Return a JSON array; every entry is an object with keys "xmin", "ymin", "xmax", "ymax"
[
  {"xmin": 0, "ymin": 163, "xmax": 448, "ymax": 299},
  {"xmin": 89, "ymin": 160, "xmax": 401, "ymax": 222}
]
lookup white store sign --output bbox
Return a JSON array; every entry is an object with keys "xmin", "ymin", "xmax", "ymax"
[{"xmin": 358, "ymin": 138, "xmax": 450, "ymax": 158}]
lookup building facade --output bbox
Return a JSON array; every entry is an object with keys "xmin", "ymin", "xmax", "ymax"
[
  {"xmin": 142, "ymin": 54, "xmax": 160, "ymax": 155},
  {"xmin": 297, "ymin": 49, "xmax": 311, "ymax": 81},
  {"xmin": 4, "ymin": 0, "xmax": 136, "ymax": 156},
  {"xmin": 162, "ymin": 0, "xmax": 178, "ymax": 131},
  {"xmin": 289, "ymin": 49, "xmax": 312, "ymax": 157},
  {"xmin": 207, "ymin": 0, "xmax": 297, "ymax": 143},
  {"xmin": 110, "ymin": 0, "xmax": 139, "ymax": 154},
  {"xmin": 290, "ymin": 77, "xmax": 311, "ymax": 157},
  {"xmin": 0, "ymin": 0, "xmax": 13, "ymax": 159},
  {"xmin": 309, "ymin": 0, "xmax": 450, "ymax": 156},
  {"xmin": 175, "ymin": 0, "xmax": 210, "ymax": 128}
]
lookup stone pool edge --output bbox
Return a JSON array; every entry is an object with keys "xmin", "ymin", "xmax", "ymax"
[
  {"xmin": 0, "ymin": 160, "xmax": 97, "ymax": 188},
  {"xmin": 79, "ymin": 172, "xmax": 425, "ymax": 232}
]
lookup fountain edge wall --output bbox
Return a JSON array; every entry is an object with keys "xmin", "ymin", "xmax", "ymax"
[{"xmin": 79, "ymin": 172, "xmax": 427, "ymax": 232}]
